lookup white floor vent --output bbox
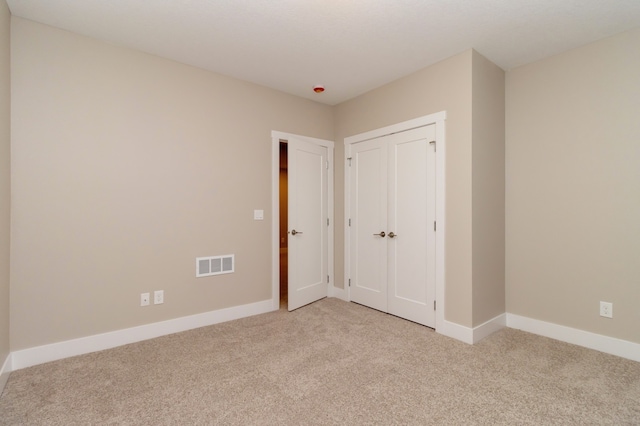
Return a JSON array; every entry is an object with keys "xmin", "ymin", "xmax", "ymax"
[{"xmin": 196, "ymin": 255, "xmax": 234, "ymax": 277}]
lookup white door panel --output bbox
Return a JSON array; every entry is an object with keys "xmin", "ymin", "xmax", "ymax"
[
  {"xmin": 288, "ymin": 138, "xmax": 328, "ymax": 311},
  {"xmin": 387, "ymin": 126, "xmax": 436, "ymax": 327},
  {"xmin": 349, "ymin": 140, "xmax": 387, "ymax": 311}
]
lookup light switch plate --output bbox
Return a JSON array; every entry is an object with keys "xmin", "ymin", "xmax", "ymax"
[{"xmin": 254, "ymin": 209, "xmax": 264, "ymax": 220}]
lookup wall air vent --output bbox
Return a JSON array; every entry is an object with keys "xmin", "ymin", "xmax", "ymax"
[{"xmin": 196, "ymin": 255, "xmax": 234, "ymax": 278}]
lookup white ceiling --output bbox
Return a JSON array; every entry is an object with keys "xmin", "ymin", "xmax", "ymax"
[{"xmin": 7, "ymin": 0, "xmax": 640, "ymax": 105}]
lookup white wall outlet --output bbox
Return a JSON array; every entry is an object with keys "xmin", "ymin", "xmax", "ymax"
[
  {"xmin": 154, "ymin": 290, "xmax": 164, "ymax": 305},
  {"xmin": 141, "ymin": 292, "xmax": 150, "ymax": 307},
  {"xmin": 254, "ymin": 209, "xmax": 264, "ymax": 220},
  {"xmin": 599, "ymin": 301, "xmax": 613, "ymax": 318}
]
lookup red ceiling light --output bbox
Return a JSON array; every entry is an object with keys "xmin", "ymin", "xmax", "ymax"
[{"xmin": 313, "ymin": 85, "xmax": 325, "ymax": 93}]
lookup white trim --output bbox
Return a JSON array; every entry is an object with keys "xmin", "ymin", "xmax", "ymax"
[
  {"xmin": 507, "ymin": 314, "xmax": 640, "ymax": 363},
  {"xmin": 0, "ymin": 352, "xmax": 11, "ymax": 393},
  {"xmin": 344, "ymin": 112, "xmax": 447, "ymax": 145},
  {"xmin": 438, "ymin": 320, "xmax": 473, "ymax": 344},
  {"xmin": 271, "ymin": 135, "xmax": 280, "ymax": 310},
  {"xmin": 272, "ymin": 131, "xmax": 335, "ymax": 149},
  {"xmin": 271, "ymin": 131, "xmax": 335, "ymax": 311},
  {"xmin": 11, "ymin": 299, "xmax": 275, "ymax": 371},
  {"xmin": 343, "ymin": 111, "xmax": 446, "ymax": 333},
  {"xmin": 327, "ymin": 143, "xmax": 335, "ymax": 303},
  {"xmin": 437, "ymin": 313, "xmax": 506, "ymax": 344},
  {"xmin": 343, "ymin": 149, "xmax": 350, "ymax": 300},
  {"xmin": 472, "ymin": 313, "xmax": 506, "ymax": 343},
  {"xmin": 433, "ymin": 114, "xmax": 446, "ymax": 335},
  {"xmin": 329, "ymin": 287, "xmax": 348, "ymax": 302}
]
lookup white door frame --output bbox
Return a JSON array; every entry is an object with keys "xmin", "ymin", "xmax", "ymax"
[
  {"xmin": 271, "ymin": 131, "xmax": 335, "ymax": 311},
  {"xmin": 344, "ymin": 111, "xmax": 446, "ymax": 332}
]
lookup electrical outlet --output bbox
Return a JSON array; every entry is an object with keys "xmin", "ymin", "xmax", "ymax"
[
  {"xmin": 600, "ymin": 301, "xmax": 613, "ymax": 318},
  {"xmin": 140, "ymin": 292, "xmax": 150, "ymax": 307},
  {"xmin": 154, "ymin": 290, "xmax": 164, "ymax": 305}
]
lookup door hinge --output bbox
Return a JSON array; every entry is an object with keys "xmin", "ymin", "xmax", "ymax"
[
  {"xmin": 434, "ymin": 300, "xmax": 436, "ymax": 311},
  {"xmin": 327, "ymin": 275, "xmax": 330, "ymax": 283},
  {"xmin": 434, "ymin": 221, "xmax": 436, "ymax": 231},
  {"xmin": 348, "ymin": 278, "xmax": 351, "ymax": 287},
  {"xmin": 326, "ymin": 160, "xmax": 329, "ymax": 170},
  {"xmin": 327, "ymin": 218, "xmax": 329, "ymax": 226},
  {"xmin": 349, "ymin": 218, "xmax": 351, "ymax": 227},
  {"xmin": 429, "ymin": 141, "xmax": 436, "ymax": 152},
  {"xmin": 347, "ymin": 157, "xmax": 352, "ymax": 167}
]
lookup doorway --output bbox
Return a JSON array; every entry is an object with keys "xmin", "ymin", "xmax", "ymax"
[
  {"xmin": 279, "ymin": 142, "xmax": 288, "ymax": 308},
  {"xmin": 271, "ymin": 131, "xmax": 335, "ymax": 312}
]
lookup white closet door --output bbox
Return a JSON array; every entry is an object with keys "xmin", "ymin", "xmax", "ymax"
[
  {"xmin": 349, "ymin": 138, "xmax": 388, "ymax": 312},
  {"xmin": 347, "ymin": 125, "xmax": 436, "ymax": 328},
  {"xmin": 387, "ymin": 125, "xmax": 436, "ymax": 327},
  {"xmin": 287, "ymin": 138, "xmax": 328, "ymax": 311}
]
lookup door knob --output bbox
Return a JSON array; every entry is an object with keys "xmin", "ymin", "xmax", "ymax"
[
  {"xmin": 373, "ymin": 231, "xmax": 386, "ymax": 237},
  {"xmin": 388, "ymin": 232, "xmax": 397, "ymax": 238},
  {"xmin": 290, "ymin": 229, "xmax": 303, "ymax": 235}
]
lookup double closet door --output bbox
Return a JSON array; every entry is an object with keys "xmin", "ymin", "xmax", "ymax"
[{"xmin": 348, "ymin": 125, "xmax": 436, "ymax": 328}]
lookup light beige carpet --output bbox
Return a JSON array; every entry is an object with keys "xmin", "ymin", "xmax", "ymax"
[{"xmin": 1, "ymin": 298, "xmax": 639, "ymax": 425}]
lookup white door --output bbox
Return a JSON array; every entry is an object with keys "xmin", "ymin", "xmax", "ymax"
[
  {"xmin": 348, "ymin": 138, "xmax": 388, "ymax": 312},
  {"xmin": 287, "ymin": 138, "xmax": 328, "ymax": 311},
  {"xmin": 387, "ymin": 126, "xmax": 436, "ymax": 327},
  {"xmin": 348, "ymin": 125, "xmax": 436, "ymax": 327}
]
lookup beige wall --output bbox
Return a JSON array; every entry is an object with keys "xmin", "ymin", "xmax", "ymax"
[
  {"xmin": 10, "ymin": 18, "xmax": 334, "ymax": 350},
  {"xmin": 0, "ymin": 1, "xmax": 10, "ymax": 365},
  {"xmin": 506, "ymin": 28, "xmax": 640, "ymax": 343},
  {"xmin": 471, "ymin": 51, "xmax": 505, "ymax": 325},
  {"xmin": 334, "ymin": 51, "xmax": 475, "ymax": 327}
]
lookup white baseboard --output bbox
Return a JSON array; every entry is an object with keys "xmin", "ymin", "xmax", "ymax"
[
  {"xmin": 0, "ymin": 352, "xmax": 11, "ymax": 395},
  {"xmin": 437, "ymin": 313, "xmax": 506, "ymax": 345},
  {"xmin": 9, "ymin": 304, "xmax": 637, "ymax": 377},
  {"xmin": 473, "ymin": 313, "xmax": 507, "ymax": 343},
  {"xmin": 328, "ymin": 285, "xmax": 348, "ymax": 301},
  {"xmin": 507, "ymin": 314, "xmax": 640, "ymax": 363},
  {"xmin": 438, "ymin": 320, "xmax": 473, "ymax": 344},
  {"xmin": 441, "ymin": 313, "xmax": 640, "ymax": 362},
  {"xmin": 11, "ymin": 299, "xmax": 276, "ymax": 371}
]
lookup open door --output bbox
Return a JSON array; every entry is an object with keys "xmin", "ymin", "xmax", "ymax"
[{"xmin": 287, "ymin": 137, "xmax": 329, "ymax": 311}]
